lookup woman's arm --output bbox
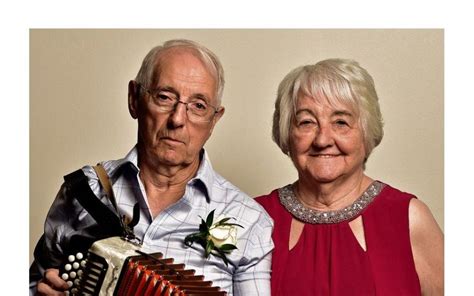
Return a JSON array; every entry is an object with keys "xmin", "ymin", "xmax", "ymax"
[{"xmin": 409, "ymin": 198, "xmax": 444, "ymax": 295}]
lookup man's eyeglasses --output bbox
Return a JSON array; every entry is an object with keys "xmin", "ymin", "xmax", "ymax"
[{"xmin": 138, "ymin": 83, "xmax": 219, "ymax": 123}]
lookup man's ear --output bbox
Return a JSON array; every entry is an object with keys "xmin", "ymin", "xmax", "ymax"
[
  {"xmin": 128, "ymin": 80, "xmax": 139, "ymax": 119},
  {"xmin": 208, "ymin": 106, "xmax": 225, "ymax": 134},
  {"xmin": 214, "ymin": 106, "xmax": 225, "ymax": 124}
]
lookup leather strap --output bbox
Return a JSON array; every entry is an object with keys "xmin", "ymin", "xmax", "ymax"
[
  {"xmin": 93, "ymin": 164, "xmax": 119, "ymax": 213},
  {"xmin": 92, "ymin": 164, "xmax": 140, "ymax": 231}
]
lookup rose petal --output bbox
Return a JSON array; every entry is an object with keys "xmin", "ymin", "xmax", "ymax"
[{"xmin": 210, "ymin": 227, "xmax": 231, "ymax": 240}]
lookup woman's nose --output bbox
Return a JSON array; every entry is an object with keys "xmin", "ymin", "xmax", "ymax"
[{"xmin": 312, "ymin": 125, "xmax": 334, "ymax": 148}]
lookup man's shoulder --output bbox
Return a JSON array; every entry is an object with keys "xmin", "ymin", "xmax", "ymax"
[
  {"xmin": 209, "ymin": 172, "xmax": 273, "ymax": 227},
  {"xmin": 59, "ymin": 155, "xmax": 134, "ymax": 197},
  {"xmin": 77, "ymin": 155, "xmax": 134, "ymax": 180},
  {"xmin": 211, "ymin": 171, "xmax": 246, "ymax": 196},
  {"xmin": 210, "ymin": 170, "xmax": 252, "ymax": 203}
]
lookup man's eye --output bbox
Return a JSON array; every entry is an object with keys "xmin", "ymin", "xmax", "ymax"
[
  {"xmin": 157, "ymin": 94, "xmax": 172, "ymax": 101},
  {"xmin": 192, "ymin": 102, "xmax": 208, "ymax": 110}
]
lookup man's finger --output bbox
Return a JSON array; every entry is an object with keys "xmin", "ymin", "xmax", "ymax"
[
  {"xmin": 43, "ymin": 268, "xmax": 69, "ymax": 290},
  {"xmin": 37, "ymin": 280, "xmax": 66, "ymax": 296}
]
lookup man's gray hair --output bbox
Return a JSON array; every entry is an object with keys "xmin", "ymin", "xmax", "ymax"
[
  {"xmin": 272, "ymin": 58, "xmax": 384, "ymax": 163},
  {"xmin": 135, "ymin": 39, "xmax": 225, "ymax": 104}
]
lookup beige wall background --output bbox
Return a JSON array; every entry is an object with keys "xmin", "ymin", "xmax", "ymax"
[{"xmin": 30, "ymin": 29, "xmax": 443, "ymax": 263}]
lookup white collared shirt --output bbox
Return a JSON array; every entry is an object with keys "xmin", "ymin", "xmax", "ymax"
[{"xmin": 30, "ymin": 146, "xmax": 274, "ymax": 295}]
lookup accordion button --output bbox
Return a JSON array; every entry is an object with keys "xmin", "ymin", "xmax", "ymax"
[
  {"xmin": 64, "ymin": 264, "xmax": 72, "ymax": 271},
  {"xmin": 64, "ymin": 291, "xmax": 70, "ymax": 296},
  {"xmin": 68, "ymin": 255, "xmax": 75, "ymax": 262},
  {"xmin": 67, "ymin": 281, "xmax": 73, "ymax": 287},
  {"xmin": 77, "ymin": 270, "xmax": 83, "ymax": 276},
  {"xmin": 70, "ymin": 271, "xmax": 77, "ymax": 278},
  {"xmin": 61, "ymin": 273, "xmax": 68, "ymax": 280},
  {"xmin": 71, "ymin": 288, "xmax": 78, "ymax": 294},
  {"xmin": 76, "ymin": 252, "xmax": 83, "ymax": 260},
  {"xmin": 74, "ymin": 279, "xmax": 80, "ymax": 285},
  {"xmin": 72, "ymin": 262, "xmax": 80, "ymax": 269},
  {"xmin": 80, "ymin": 260, "xmax": 87, "ymax": 267}
]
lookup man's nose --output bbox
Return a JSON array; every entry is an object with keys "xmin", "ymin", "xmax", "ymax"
[{"xmin": 168, "ymin": 101, "xmax": 187, "ymax": 127}]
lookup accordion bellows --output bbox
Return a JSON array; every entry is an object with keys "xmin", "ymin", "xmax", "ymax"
[{"xmin": 65, "ymin": 236, "xmax": 227, "ymax": 296}]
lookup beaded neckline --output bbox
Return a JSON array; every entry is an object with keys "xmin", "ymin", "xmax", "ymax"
[{"xmin": 278, "ymin": 181, "xmax": 385, "ymax": 224}]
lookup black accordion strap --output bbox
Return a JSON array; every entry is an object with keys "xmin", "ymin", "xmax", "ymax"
[
  {"xmin": 93, "ymin": 163, "xmax": 140, "ymax": 231},
  {"xmin": 64, "ymin": 169, "xmax": 123, "ymax": 237},
  {"xmin": 92, "ymin": 164, "xmax": 125, "ymax": 230}
]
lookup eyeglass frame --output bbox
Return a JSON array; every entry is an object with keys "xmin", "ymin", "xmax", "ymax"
[{"xmin": 136, "ymin": 82, "xmax": 220, "ymax": 122}]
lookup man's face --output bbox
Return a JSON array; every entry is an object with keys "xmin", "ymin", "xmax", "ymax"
[{"xmin": 129, "ymin": 48, "xmax": 224, "ymax": 169}]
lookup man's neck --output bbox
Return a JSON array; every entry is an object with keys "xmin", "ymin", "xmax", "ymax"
[
  {"xmin": 139, "ymin": 159, "xmax": 200, "ymax": 190},
  {"xmin": 137, "ymin": 155, "xmax": 201, "ymax": 218}
]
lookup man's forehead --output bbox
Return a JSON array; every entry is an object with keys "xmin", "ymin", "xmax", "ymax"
[
  {"xmin": 149, "ymin": 48, "xmax": 218, "ymax": 102},
  {"xmin": 152, "ymin": 48, "xmax": 216, "ymax": 84},
  {"xmin": 159, "ymin": 46, "xmax": 199, "ymax": 60},
  {"xmin": 156, "ymin": 48, "xmax": 209, "ymax": 73}
]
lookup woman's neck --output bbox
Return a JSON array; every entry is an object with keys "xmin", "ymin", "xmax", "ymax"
[{"xmin": 295, "ymin": 173, "xmax": 373, "ymax": 211}]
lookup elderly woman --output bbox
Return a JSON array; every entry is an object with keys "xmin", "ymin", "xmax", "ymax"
[{"xmin": 256, "ymin": 59, "xmax": 443, "ymax": 295}]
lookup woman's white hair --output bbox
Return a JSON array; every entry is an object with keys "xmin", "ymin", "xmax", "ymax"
[
  {"xmin": 272, "ymin": 58, "xmax": 384, "ymax": 162},
  {"xmin": 134, "ymin": 39, "xmax": 225, "ymax": 105}
]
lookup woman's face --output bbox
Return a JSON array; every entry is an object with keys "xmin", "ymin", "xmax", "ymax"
[{"xmin": 289, "ymin": 94, "xmax": 366, "ymax": 184}]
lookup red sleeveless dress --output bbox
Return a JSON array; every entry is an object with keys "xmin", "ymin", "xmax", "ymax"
[{"xmin": 255, "ymin": 182, "xmax": 421, "ymax": 296}]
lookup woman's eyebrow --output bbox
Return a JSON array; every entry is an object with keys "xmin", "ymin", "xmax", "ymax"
[{"xmin": 332, "ymin": 110, "xmax": 353, "ymax": 117}]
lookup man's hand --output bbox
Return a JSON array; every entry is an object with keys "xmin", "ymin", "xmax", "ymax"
[{"xmin": 36, "ymin": 268, "xmax": 69, "ymax": 295}]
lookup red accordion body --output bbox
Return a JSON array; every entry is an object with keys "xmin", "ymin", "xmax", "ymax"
[{"xmin": 61, "ymin": 237, "xmax": 227, "ymax": 296}]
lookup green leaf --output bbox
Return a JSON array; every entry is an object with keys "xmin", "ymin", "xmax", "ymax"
[
  {"xmin": 220, "ymin": 222, "xmax": 244, "ymax": 228},
  {"xmin": 219, "ymin": 244, "xmax": 238, "ymax": 252},
  {"xmin": 215, "ymin": 217, "xmax": 232, "ymax": 225},
  {"xmin": 184, "ymin": 235, "xmax": 194, "ymax": 246},
  {"xmin": 206, "ymin": 210, "xmax": 215, "ymax": 228},
  {"xmin": 205, "ymin": 240, "xmax": 214, "ymax": 258},
  {"xmin": 215, "ymin": 247, "xmax": 230, "ymax": 267},
  {"xmin": 199, "ymin": 218, "xmax": 208, "ymax": 233},
  {"xmin": 184, "ymin": 232, "xmax": 206, "ymax": 246}
]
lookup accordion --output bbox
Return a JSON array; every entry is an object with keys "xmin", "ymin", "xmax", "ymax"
[{"xmin": 60, "ymin": 236, "xmax": 227, "ymax": 296}]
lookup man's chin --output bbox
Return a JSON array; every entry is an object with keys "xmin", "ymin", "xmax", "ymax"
[
  {"xmin": 155, "ymin": 151, "xmax": 191, "ymax": 167},
  {"xmin": 157, "ymin": 156, "xmax": 183, "ymax": 166}
]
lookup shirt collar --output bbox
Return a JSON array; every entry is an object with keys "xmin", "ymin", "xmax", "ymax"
[
  {"xmin": 108, "ymin": 146, "xmax": 216, "ymax": 202},
  {"xmin": 190, "ymin": 149, "xmax": 216, "ymax": 202},
  {"xmin": 103, "ymin": 147, "xmax": 139, "ymax": 181}
]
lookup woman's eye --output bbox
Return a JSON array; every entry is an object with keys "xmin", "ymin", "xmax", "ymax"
[
  {"xmin": 298, "ymin": 120, "xmax": 315, "ymax": 126},
  {"xmin": 335, "ymin": 120, "xmax": 348, "ymax": 126}
]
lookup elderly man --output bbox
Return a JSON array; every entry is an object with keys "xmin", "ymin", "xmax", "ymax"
[{"xmin": 30, "ymin": 39, "xmax": 273, "ymax": 295}]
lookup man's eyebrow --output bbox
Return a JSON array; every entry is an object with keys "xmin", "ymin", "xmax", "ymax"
[
  {"xmin": 191, "ymin": 93, "xmax": 210, "ymax": 102},
  {"xmin": 156, "ymin": 85, "xmax": 210, "ymax": 102},
  {"xmin": 156, "ymin": 85, "xmax": 179, "ymax": 95}
]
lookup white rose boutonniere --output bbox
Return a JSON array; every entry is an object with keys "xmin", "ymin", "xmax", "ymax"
[
  {"xmin": 184, "ymin": 209, "xmax": 243, "ymax": 266},
  {"xmin": 209, "ymin": 224, "xmax": 238, "ymax": 247}
]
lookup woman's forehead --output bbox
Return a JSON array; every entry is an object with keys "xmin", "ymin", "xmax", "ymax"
[{"xmin": 296, "ymin": 92, "xmax": 358, "ymax": 114}]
